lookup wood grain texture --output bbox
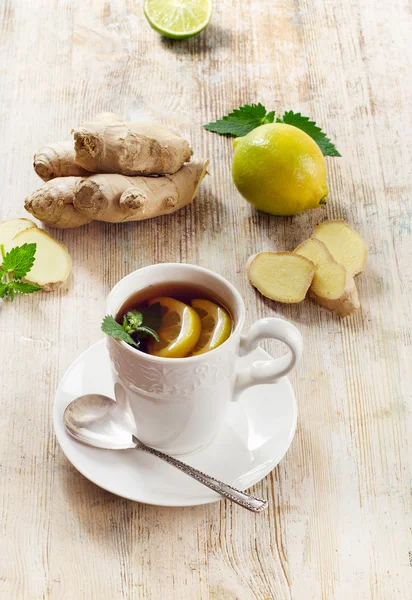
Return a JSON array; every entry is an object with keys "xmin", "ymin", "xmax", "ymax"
[{"xmin": 0, "ymin": 0, "xmax": 411, "ymax": 598}]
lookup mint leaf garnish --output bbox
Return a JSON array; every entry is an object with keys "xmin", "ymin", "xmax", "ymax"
[
  {"xmin": 203, "ymin": 103, "xmax": 275, "ymax": 137},
  {"xmin": 278, "ymin": 111, "xmax": 341, "ymax": 157},
  {"xmin": 0, "ymin": 243, "xmax": 42, "ymax": 301},
  {"xmin": 101, "ymin": 315, "xmax": 140, "ymax": 348},
  {"xmin": 203, "ymin": 104, "xmax": 340, "ymax": 156},
  {"xmin": 0, "ymin": 282, "xmax": 10, "ymax": 298},
  {"xmin": 12, "ymin": 281, "xmax": 42, "ymax": 294},
  {"xmin": 101, "ymin": 306, "xmax": 161, "ymax": 348},
  {"xmin": 122, "ymin": 310, "xmax": 144, "ymax": 333},
  {"xmin": 1, "ymin": 243, "xmax": 37, "ymax": 279},
  {"xmin": 134, "ymin": 325, "xmax": 160, "ymax": 342},
  {"xmin": 139, "ymin": 303, "xmax": 162, "ymax": 332}
]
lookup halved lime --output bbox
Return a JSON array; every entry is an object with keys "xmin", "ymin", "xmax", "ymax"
[{"xmin": 144, "ymin": 0, "xmax": 213, "ymax": 39}]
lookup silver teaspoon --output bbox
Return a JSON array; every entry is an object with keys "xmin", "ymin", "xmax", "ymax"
[{"xmin": 63, "ymin": 394, "xmax": 268, "ymax": 513}]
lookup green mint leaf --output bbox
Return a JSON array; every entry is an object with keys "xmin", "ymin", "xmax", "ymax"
[
  {"xmin": 124, "ymin": 310, "xmax": 144, "ymax": 332},
  {"xmin": 139, "ymin": 303, "xmax": 162, "ymax": 332},
  {"xmin": 0, "ymin": 282, "xmax": 11, "ymax": 298},
  {"xmin": 101, "ymin": 315, "xmax": 139, "ymax": 348},
  {"xmin": 1, "ymin": 243, "xmax": 37, "ymax": 279},
  {"xmin": 278, "ymin": 111, "xmax": 341, "ymax": 157},
  {"xmin": 102, "ymin": 304, "xmax": 162, "ymax": 349},
  {"xmin": 135, "ymin": 326, "xmax": 160, "ymax": 343},
  {"xmin": 203, "ymin": 103, "xmax": 275, "ymax": 137},
  {"xmin": 12, "ymin": 281, "xmax": 42, "ymax": 295}
]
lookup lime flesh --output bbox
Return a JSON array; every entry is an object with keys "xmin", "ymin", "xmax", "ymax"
[{"xmin": 144, "ymin": 0, "xmax": 213, "ymax": 39}]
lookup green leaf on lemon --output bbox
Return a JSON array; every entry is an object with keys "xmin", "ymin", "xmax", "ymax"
[
  {"xmin": 277, "ymin": 111, "xmax": 341, "ymax": 157},
  {"xmin": 204, "ymin": 104, "xmax": 340, "ymax": 156},
  {"xmin": 203, "ymin": 103, "xmax": 275, "ymax": 137}
]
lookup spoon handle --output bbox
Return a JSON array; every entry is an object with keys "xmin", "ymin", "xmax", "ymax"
[{"xmin": 133, "ymin": 437, "xmax": 268, "ymax": 512}]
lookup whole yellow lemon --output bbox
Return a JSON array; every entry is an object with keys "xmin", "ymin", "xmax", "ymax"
[{"xmin": 232, "ymin": 123, "xmax": 328, "ymax": 216}]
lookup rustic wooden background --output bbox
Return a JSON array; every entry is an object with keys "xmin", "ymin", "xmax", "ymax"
[{"xmin": 1, "ymin": 0, "xmax": 411, "ymax": 598}]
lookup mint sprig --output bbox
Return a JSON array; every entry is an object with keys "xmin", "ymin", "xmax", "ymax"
[
  {"xmin": 203, "ymin": 103, "xmax": 275, "ymax": 137},
  {"xmin": 101, "ymin": 305, "xmax": 161, "ymax": 349},
  {"xmin": 203, "ymin": 104, "xmax": 340, "ymax": 157},
  {"xmin": 0, "ymin": 243, "xmax": 42, "ymax": 301},
  {"xmin": 278, "ymin": 111, "xmax": 341, "ymax": 157}
]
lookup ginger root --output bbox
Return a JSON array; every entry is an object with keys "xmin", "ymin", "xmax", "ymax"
[
  {"xmin": 33, "ymin": 141, "xmax": 90, "ymax": 182},
  {"xmin": 73, "ymin": 112, "xmax": 193, "ymax": 176},
  {"xmin": 11, "ymin": 227, "xmax": 72, "ymax": 291},
  {"xmin": 0, "ymin": 218, "xmax": 37, "ymax": 252},
  {"xmin": 313, "ymin": 220, "xmax": 368, "ymax": 275},
  {"xmin": 28, "ymin": 115, "xmax": 206, "ymax": 228},
  {"xmin": 73, "ymin": 157, "xmax": 209, "ymax": 223},
  {"xmin": 247, "ymin": 252, "xmax": 315, "ymax": 303},
  {"xmin": 25, "ymin": 177, "xmax": 93, "ymax": 228},
  {"xmin": 31, "ymin": 113, "xmax": 119, "ymax": 181}
]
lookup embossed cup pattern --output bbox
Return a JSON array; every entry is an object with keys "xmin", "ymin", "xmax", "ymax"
[{"xmin": 108, "ymin": 335, "xmax": 237, "ymax": 398}]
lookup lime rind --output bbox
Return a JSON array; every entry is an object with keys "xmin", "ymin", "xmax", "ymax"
[{"xmin": 144, "ymin": 0, "xmax": 213, "ymax": 39}]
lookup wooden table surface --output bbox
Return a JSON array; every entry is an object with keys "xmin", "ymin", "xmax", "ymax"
[{"xmin": 1, "ymin": 1, "xmax": 411, "ymax": 598}]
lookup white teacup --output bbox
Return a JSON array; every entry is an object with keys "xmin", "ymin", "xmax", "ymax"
[{"xmin": 106, "ymin": 263, "xmax": 303, "ymax": 455}]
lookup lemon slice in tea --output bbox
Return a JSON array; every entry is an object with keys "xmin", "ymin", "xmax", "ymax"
[
  {"xmin": 190, "ymin": 299, "xmax": 232, "ymax": 356},
  {"xmin": 147, "ymin": 297, "xmax": 201, "ymax": 358},
  {"xmin": 144, "ymin": 0, "xmax": 213, "ymax": 40}
]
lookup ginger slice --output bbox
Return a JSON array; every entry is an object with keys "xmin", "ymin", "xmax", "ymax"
[
  {"xmin": 311, "ymin": 262, "xmax": 360, "ymax": 317},
  {"xmin": 12, "ymin": 227, "xmax": 72, "ymax": 291},
  {"xmin": 295, "ymin": 237, "xmax": 360, "ymax": 317},
  {"xmin": 247, "ymin": 252, "xmax": 315, "ymax": 303},
  {"xmin": 0, "ymin": 218, "xmax": 37, "ymax": 253},
  {"xmin": 294, "ymin": 237, "xmax": 334, "ymax": 266},
  {"xmin": 312, "ymin": 220, "xmax": 368, "ymax": 275}
]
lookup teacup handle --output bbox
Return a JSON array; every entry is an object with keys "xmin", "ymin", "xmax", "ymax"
[{"xmin": 235, "ymin": 318, "xmax": 303, "ymax": 395}]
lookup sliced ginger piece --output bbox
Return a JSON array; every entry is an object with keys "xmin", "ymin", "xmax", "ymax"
[
  {"xmin": 247, "ymin": 252, "xmax": 315, "ymax": 303},
  {"xmin": 0, "ymin": 218, "xmax": 37, "ymax": 253},
  {"xmin": 295, "ymin": 237, "xmax": 360, "ymax": 317},
  {"xmin": 312, "ymin": 220, "xmax": 368, "ymax": 275},
  {"xmin": 11, "ymin": 227, "xmax": 72, "ymax": 291},
  {"xmin": 294, "ymin": 237, "xmax": 334, "ymax": 266},
  {"xmin": 311, "ymin": 262, "xmax": 360, "ymax": 317}
]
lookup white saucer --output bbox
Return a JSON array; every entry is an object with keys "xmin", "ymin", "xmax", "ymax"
[{"xmin": 53, "ymin": 340, "xmax": 297, "ymax": 507}]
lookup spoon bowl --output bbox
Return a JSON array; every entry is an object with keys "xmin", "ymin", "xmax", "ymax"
[{"xmin": 64, "ymin": 394, "xmax": 137, "ymax": 450}]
